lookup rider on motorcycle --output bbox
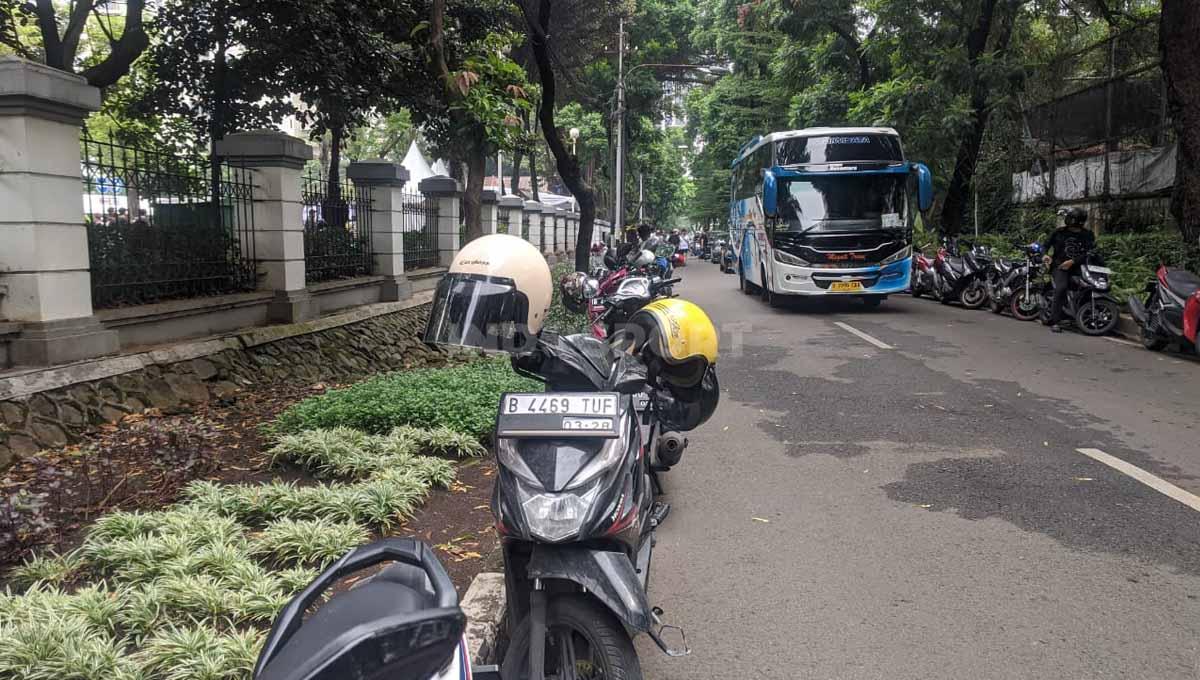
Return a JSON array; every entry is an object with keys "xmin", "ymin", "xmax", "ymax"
[
  {"xmin": 616, "ymin": 223, "xmax": 655, "ymax": 265},
  {"xmin": 1042, "ymin": 207, "xmax": 1096, "ymax": 333}
]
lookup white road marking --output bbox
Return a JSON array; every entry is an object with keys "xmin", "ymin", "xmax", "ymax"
[
  {"xmin": 1075, "ymin": 447, "xmax": 1200, "ymax": 513},
  {"xmin": 1104, "ymin": 336, "xmax": 1140, "ymax": 348},
  {"xmin": 834, "ymin": 322, "xmax": 893, "ymax": 350}
]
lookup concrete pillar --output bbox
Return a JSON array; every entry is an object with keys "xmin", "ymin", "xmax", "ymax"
[
  {"xmin": 498, "ymin": 196, "xmax": 523, "ymax": 236},
  {"xmin": 347, "ymin": 160, "xmax": 412, "ymax": 302},
  {"xmin": 0, "ymin": 57, "xmax": 119, "ymax": 365},
  {"xmin": 419, "ymin": 175, "xmax": 462, "ymax": 267},
  {"xmin": 480, "ymin": 189, "xmax": 499, "ymax": 236},
  {"xmin": 541, "ymin": 205, "xmax": 558, "ymax": 260},
  {"xmin": 567, "ymin": 212, "xmax": 579, "ymax": 254},
  {"xmin": 522, "ymin": 201, "xmax": 543, "ymax": 254},
  {"xmin": 214, "ymin": 130, "xmax": 314, "ymax": 323}
]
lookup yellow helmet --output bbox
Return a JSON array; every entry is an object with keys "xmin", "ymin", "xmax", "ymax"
[{"xmin": 627, "ymin": 298, "xmax": 718, "ymax": 388}]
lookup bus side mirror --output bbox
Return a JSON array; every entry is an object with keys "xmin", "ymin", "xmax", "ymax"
[
  {"xmin": 912, "ymin": 162, "xmax": 933, "ymax": 212},
  {"xmin": 762, "ymin": 170, "xmax": 779, "ymax": 217}
]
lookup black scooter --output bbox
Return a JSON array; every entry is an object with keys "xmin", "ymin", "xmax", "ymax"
[
  {"xmin": 1039, "ymin": 253, "xmax": 1121, "ymax": 335},
  {"xmin": 497, "ymin": 333, "xmax": 691, "ymax": 679},
  {"xmin": 932, "ymin": 240, "xmax": 988, "ymax": 308}
]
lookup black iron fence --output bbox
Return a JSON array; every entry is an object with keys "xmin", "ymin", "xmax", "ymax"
[
  {"xmin": 301, "ymin": 176, "xmax": 373, "ymax": 283},
  {"xmin": 82, "ymin": 133, "xmax": 258, "ymax": 308},
  {"xmin": 521, "ymin": 211, "xmax": 531, "ymax": 240},
  {"xmin": 402, "ymin": 192, "xmax": 439, "ymax": 270},
  {"xmin": 498, "ymin": 208, "xmax": 511, "ymax": 234}
]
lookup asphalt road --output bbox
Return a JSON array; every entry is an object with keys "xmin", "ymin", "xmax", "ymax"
[{"xmin": 637, "ymin": 262, "xmax": 1200, "ymax": 680}]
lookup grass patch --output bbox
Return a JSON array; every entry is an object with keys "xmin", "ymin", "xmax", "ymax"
[
  {"xmin": 273, "ymin": 358, "xmax": 540, "ymax": 439},
  {"xmin": 249, "ymin": 518, "xmax": 370, "ymax": 568}
]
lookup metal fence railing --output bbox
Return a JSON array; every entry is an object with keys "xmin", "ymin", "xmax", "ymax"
[
  {"xmin": 521, "ymin": 211, "xmax": 531, "ymax": 240},
  {"xmin": 301, "ymin": 176, "xmax": 373, "ymax": 283},
  {"xmin": 498, "ymin": 208, "xmax": 511, "ymax": 234},
  {"xmin": 82, "ymin": 132, "xmax": 258, "ymax": 308},
  {"xmin": 402, "ymin": 192, "xmax": 439, "ymax": 270}
]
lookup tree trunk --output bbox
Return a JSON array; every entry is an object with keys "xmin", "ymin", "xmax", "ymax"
[
  {"xmin": 463, "ymin": 145, "xmax": 486, "ymax": 242},
  {"xmin": 326, "ymin": 125, "xmax": 345, "ymax": 226},
  {"xmin": 939, "ymin": 0, "xmax": 1013, "ymax": 234},
  {"xmin": 528, "ymin": 149, "xmax": 540, "ymax": 202},
  {"xmin": 510, "ymin": 147, "xmax": 523, "ymax": 195},
  {"xmin": 1162, "ymin": 0, "xmax": 1200, "ymax": 244},
  {"xmin": 519, "ymin": 0, "xmax": 597, "ymax": 271}
]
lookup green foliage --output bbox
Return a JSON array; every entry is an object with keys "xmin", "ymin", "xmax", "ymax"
[
  {"xmin": 273, "ymin": 359, "xmax": 540, "ymax": 439},
  {"xmin": 137, "ymin": 626, "xmax": 262, "ymax": 680},
  {"xmin": 249, "ymin": 518, "xmax": 370, "ymax": 568},
  {"xmin": 545, "ymin": 263, "xmax": 590, "ymax": 335}
]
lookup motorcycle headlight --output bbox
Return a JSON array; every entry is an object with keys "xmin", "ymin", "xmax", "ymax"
[
  {"xmin": 518, "ymin": 482, "xmax": 602, "ymax": 542},
  {"xmin": 773, "ymin": 249, "xmax": 810, "ymax": 267},
  {"xmin": 880, "ymin": 245, "xmax": 912, "ymax": 266},
  {"xmin": 1084, "ymin": 272, "xmax": 1109, "ymax": 289}
]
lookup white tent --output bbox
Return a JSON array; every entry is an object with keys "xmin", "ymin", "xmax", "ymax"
[{"xmin": 401, "ymin": 140, "xmax": 435, "ymax": 187}]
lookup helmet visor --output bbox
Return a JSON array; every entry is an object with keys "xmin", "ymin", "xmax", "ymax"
[{"xmin": 424, "ymin": 273, "xmax": 531, "ymax": 351}]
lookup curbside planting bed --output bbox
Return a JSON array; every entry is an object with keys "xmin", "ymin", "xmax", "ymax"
[{"xmin": 1, "ymin": 358, "xmax": 539, "ymax": 680}]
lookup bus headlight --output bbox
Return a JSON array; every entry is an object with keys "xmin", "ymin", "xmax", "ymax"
[
  {"xmin": 880, "ymin": 245, "xmax": 912, "ymax": 266},
  {"xmin": 773, "ymin": 249, "xmax": 810, "ymax": 267}
]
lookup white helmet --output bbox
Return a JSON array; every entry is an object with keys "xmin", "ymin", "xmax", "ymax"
[
  {"xmin": 631, "ymin": 249, "xmax": 656, "ymax": 267},
  {"xmin": 423, "ymin": 234, "xmax": 551, "ymax": 351}
]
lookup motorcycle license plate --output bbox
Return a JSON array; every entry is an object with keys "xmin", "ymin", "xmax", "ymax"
[
  {"xmin": 497, "ymin": 392, "xmax": 621, "ymax": 439},
  {"xmin": 829, "ymin": 281, "xmax": 864, "ymax": 292}
]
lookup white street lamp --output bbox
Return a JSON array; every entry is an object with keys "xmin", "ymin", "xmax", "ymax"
[{"xmin": 569, "ymin": 127, "xmax": 580, "ymax": 155}]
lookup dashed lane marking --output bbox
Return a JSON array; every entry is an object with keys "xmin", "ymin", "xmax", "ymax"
[
  {"xmin": 834, "ymin": 322, "xmax": 893, "ymax": 350},
  {"xmin": 1075, "ymin": 447, "xmax": 1200, "ymax": 514}
]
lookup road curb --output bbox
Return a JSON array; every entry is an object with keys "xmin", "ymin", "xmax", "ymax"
[
  {"xmin": 461, "ymin": 571, "xmax": 506, "ymax": 665},
  {"xmin": 1115, "ymin": 312, "xmax": 1139, "ymax": 341}
]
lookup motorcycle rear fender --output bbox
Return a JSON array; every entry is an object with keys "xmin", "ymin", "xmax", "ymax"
[
  {"xmin": 525, "ymin": 545, "xmax": 652, "ymax": 632},
  {"xmin": 1127, "ymin": 295, "xmax": 1148, "ymax": 326},
  {"xmin": 1184, "ymin": 292, "xmax": 1200, "ymax": 343}
]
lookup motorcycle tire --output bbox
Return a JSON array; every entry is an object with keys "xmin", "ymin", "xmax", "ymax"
[
  {"xmin": 1140, "ymin": 324, "xmax": 1167, "ymax": 351},
  {"xmin": 501, "ymin": 595, "xmax": 642, "ymax": 680},
  {"xmin": 1076, "ymin": 299, "xmax": 1120, "ymax": 336},
  {"xmin": 988, "ymin": 296, "xmax": 1003, "ymax": 314},
  {"xmin": 1010, "ymin": 291, "xmax": 1041, "ymax": 321},
  {"xmin": 960, "ymin": 281, "xmax": 987, "ymax": 309}
]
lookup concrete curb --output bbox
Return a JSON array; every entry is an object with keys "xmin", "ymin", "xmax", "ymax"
[
  {"xmin": 1115, "ymin": 312, "xmax": 1140, "ymax": 341},
  {"xmin": 461, "ymin": 572, "xmax": 506, "ymax": 665}
]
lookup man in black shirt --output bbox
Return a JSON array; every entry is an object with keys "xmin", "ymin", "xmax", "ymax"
[{"xmin": 1041, "ymin": 207, "xmax": 1096, "ymax": 333}]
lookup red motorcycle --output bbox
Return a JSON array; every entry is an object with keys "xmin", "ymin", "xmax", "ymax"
[
  {"xmin": 1128, "ymin": 264, "xmax": 1200, "ymax": 354},
  {"xmin": 911, "ymin": 250, "xmax": 938, "ymax": 298}
]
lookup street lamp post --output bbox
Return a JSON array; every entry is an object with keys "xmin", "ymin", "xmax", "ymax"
[{"xmin": 611, "ymin": 26, "xmax": 728, "ymax": 233}]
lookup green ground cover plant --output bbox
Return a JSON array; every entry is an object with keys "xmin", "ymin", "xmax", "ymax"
[
  {"xmin": 273, "ymin": 358, "xmax": 541, "ymax": 439},
  {"xmin": 2, "ymin": 419, "xmax": 478, "ymax": 680}
]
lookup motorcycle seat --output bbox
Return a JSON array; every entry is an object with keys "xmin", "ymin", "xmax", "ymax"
[
  {"xmin": 257, "ymin": 563, "xmax": 439, "ymax": 679},
  {"xmin": 1164, "ymin": 269, "xmax": 1200, "ymax": 298},
  {"xmin": 946, "ymin": 257, "xmax": 966, "ymax": 273}
]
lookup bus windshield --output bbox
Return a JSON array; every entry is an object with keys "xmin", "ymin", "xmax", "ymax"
[{"xmin": 778, "ymin": 174, "xmax": 907, "ymax": 233}]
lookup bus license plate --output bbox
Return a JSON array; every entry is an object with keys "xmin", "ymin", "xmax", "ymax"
[{"xmin": 830, "ymin": 281, "xmax": 864, "ymax": 292}]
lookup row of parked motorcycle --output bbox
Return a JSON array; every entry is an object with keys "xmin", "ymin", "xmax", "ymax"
[
  {"xmin": 910, "ymin": 238, "xmax": 1200, "ymax": 353},
  {"xmin": 254, "ymin": 233, "xmax": 713, "ymax": 680}
]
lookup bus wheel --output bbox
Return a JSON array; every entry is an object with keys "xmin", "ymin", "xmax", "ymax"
[
  {"xmin": 761, "ymin": 266, "xmax": 782, "ymax": 307},
  {"xmin": 739, "ymin": 266, "xmax": 754, "ymax": 295}
]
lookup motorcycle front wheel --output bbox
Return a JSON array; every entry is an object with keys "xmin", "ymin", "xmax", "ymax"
[
  {"xmin": 1076, "ymin": 299, "xmax": 1119, "ymax": 336},
  {"xmin": 960, "ymin": 281, "xmax": 987, "ymax": 309},
  {"xmin": 1010, "ymin": 290, "xmax": 1041, "ymax": 321},
  {"xmin": 1140, "ymin": 324, "xmax": 1167, "ymax": 351},
  {"xmin": 502, "ymin": 595, "xmax": 642, "ymax": 680}
]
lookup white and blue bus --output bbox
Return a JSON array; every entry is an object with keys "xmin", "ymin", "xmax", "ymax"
[{"xmin": 730, "ymin": 127, "xmax": 933, "ymax": 306}]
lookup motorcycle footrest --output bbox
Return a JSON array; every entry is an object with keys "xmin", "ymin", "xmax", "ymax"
[
  {"xmin": 649, "ymin": 501, "xmax": 670, "ymax": 528},
  {"xmin": 648, "ymin": 610, "xmax": 689, "ymax": 657}
]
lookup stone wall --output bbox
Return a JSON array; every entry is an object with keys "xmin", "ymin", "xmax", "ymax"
[{"xmin": 0, "ymin": 300, "xmax": 441, "ymax": 470}]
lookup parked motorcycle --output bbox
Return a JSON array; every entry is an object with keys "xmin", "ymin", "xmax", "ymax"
[
  {"xmin": 957, "ymin": 245, "xmax": 993, "ymax": 309},
  {"xmin": 910, "ymin": 249, "xmax": 937, "ymax": 298},
  {"xmin": 1128, "ymin": 264, "xmax": 1200, "ymax": 353},
  {"xmin": 984, "ymin": 243, "xmax": 1044, "ymax": 320},
  {"xmin": 931, "ymin": 240, "xmax": 981, "ymax": 306},
  {"xmin": 252, "ymin": 538, "xmax": 500, "ymax": 680},
  {"xmin": 427, "ymin": 234, "xmax": 719, "ymax": 680},
  {"xmin": 1038, "ymin": 253, "xmax": 1121, "ymax": 335}
]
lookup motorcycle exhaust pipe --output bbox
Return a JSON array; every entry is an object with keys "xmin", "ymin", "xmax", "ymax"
[{"xmin": 656, "ymin": 432, "xmax": 688, "ymax": 468}]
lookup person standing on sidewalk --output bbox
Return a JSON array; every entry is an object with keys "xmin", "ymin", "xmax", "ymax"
[{"xmin": 1041, "ymin": 207, "xmax": 1095, "ymax": 333}]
